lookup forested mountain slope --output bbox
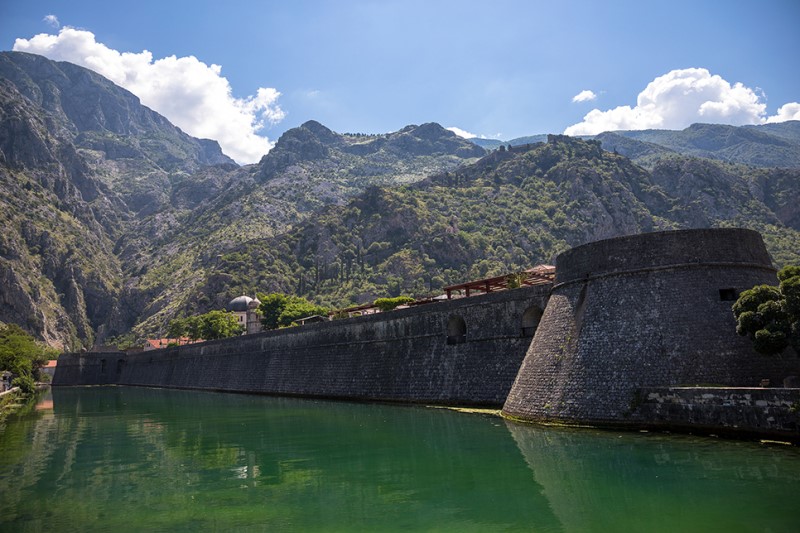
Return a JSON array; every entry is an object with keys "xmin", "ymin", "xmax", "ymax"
[{"xmin": 202, "ymin": 136, "xmax": 800, "ymax": 309}]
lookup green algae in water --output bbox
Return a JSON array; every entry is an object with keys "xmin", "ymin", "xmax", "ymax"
[{"xmin": 0, "ymin": 386, "xmax": 799, "ymax": 532}]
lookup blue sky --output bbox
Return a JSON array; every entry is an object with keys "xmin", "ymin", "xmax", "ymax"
[{"xmin": 1, "ymin": 0, "xmax": 798, "ymax": 163}]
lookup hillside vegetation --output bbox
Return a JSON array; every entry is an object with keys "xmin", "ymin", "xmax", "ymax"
[
  {"xmin": 206, "ymin": 136, "xmax": 800, "ymax": 308},
  {"xmin": 1, "ymin": 51, "xmax": 798, "ymax": 347}
]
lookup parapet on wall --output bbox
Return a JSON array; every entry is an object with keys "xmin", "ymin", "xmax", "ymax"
[
  {"xmin": 502, "ymin": 228, "xmax": 800, "ymax": 425},
  {"xmin": 54, "ymin": 284, "xmax": 551, "ymax": 407}
]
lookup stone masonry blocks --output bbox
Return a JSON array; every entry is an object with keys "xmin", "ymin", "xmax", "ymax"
[{"xmin": 502, "ymin": 228, "xmax": 800, "ymax": 425}]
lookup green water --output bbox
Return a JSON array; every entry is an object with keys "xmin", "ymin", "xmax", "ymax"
[{"xmin": 0, "ymin": 387, "xmax": 798, "ymax": 532}]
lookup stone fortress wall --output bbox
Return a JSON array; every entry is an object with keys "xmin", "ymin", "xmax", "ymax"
[
  {"xmin": 54, "ymin": 284, "xmax": 551, "ymax": 407},
  {"xmin": 502, "ymin": 228, "xmax": 800, "ymax": 428},
  {"xmin": 55, "ymin": 228, "xmax": 800, "ymax": 439}
]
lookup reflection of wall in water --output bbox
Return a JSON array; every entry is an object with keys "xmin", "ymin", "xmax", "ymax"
[{"xmin": 37, "ymin": 387, "xmax": 567, "ymax": 530}]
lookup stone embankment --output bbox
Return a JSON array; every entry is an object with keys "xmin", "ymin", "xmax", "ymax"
[{"xmin": 634, "ymin": 387, "xmax": 799, "ymax": 441}]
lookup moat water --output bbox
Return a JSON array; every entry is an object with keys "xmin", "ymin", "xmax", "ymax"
[{"xmin": 1, "ymin": 387, "xmax": 798, "ymax": 532}]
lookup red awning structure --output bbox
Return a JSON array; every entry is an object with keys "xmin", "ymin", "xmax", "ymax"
[{"xmin": 443, "ymin": 265, "xmax": 555, "ymax": 299}]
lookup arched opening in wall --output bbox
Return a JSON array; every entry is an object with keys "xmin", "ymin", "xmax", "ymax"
[
  {"xmin": 521, "ymin": 306, "xmax": 543, "ymax": 337},
  {"xmin": 446, "ymin": 315, "xmax": 467, "ymax": 345},
  {"xmin": 116, "ymin": 359, "xmax": 126, "ymax": 378}
]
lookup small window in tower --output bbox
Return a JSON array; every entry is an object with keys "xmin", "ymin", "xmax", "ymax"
[
  {"xmin": 446, "ymin": 315, "xmax": 467, "ymax": 345},
  {"xmin": 719, "ymin": 288, "xmax": 738, "ymax": 301}
]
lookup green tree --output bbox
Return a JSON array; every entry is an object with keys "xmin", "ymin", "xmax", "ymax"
[
  {"xmin": 168, "ymin": 311, "xmax": 244, "ymax": 341},
  {"xmin": 258, "ymin": 293, "xmax": 290, "ymax": 330},
  {"xmin": 373, "ymin": 296, "xmax": 415, "ymax": 312},
  {"xmin": 166, "ymin": 317, "xmax": 188, "ymax": 338},
  {"xmin": 278, "ymin": 300, "xmax": 329, "ymax": 326},
  {"xmin": 184, "ymin": 315, "xmax": 205, "ymax": 340},
  {"xmin": 198, "ymin": 310, "xmax": 245, "ymax": 340},
  {"xmin": 258, "ymin": 293, "xmax": 329, "ymax": 329},
  {"xmin": 0, "ymin": 323, "xmax": 58, "ymax": 392},
  {"xmin": 733, "ymin": 265, "xmax": 800, "ymax": 356}
]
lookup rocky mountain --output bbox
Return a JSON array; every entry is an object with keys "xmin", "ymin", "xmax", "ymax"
[
  {"xmin": 203, "ymin": 135, "xmax": 800, "ymax": 308},
  {"xmin": 1, "ymin": 51, "xmax": 798, "ymax": 348},
  {"xmin": 468, "ymin": 135, "xmax": 548, "ymax": 151},
  {"xmin": 113, "ymin": 120, "xmax": 486, "ymax": 338},
  {"xmin": 0, "ymin": 51, "xmax": 486, "ymax": 346},
  {"xmin": 469, "ymin": 122, "xmax": 800, "ymax": 169}
]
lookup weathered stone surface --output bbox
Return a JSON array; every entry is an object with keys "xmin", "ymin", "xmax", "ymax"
[
  {"xmin": 502, "ymin": 228, "xmax": 800, "ymax": 425},
  {"xmin": 634, "ymin": 387, "xmax": 800, "ymax": 441}
]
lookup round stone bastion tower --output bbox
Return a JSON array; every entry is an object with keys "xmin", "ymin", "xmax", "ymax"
[{"xmin": 502, "ymin": 228, "xmax": 799, "ymax": 426}]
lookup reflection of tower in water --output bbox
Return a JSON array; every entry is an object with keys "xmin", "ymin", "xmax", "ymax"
[{"xmin": 505, "ymin": 420, "xmax": 800, "ymax": 532}]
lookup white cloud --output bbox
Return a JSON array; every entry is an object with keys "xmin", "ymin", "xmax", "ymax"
[
  {"xmin": 565, "ymin": 68, "xmax": 799, "ymax": 135},
  {"xmin": 446, "ymin": 126, "xmax": 476, "ymax": 139},
  {"xmin": 43, "ymin": 15, "xmax": 60, "ymax": 28},
  {"xmin": 13, "ymin": 28, "xmax": 284, "ymax": 164},
  {"xmin": 766, "ymin": 102, "xmax": 800, "ymax": 123},
  {"xmin": 572, "ymin": 90, "xmax": 597, "ymax": 103}
]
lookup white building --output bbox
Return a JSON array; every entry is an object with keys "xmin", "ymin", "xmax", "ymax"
[{"xmin": 227, "ymin": 295, "xmax": 263, "ymax": 335}]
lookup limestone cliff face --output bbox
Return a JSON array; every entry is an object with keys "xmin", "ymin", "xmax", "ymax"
[
  {"xmin": 0, "ymin": 52, "xmax": 238, "ymax": 348},
  {"xmin": 0, "ymin": 53, "xmax": 490, "ymax": 346}
]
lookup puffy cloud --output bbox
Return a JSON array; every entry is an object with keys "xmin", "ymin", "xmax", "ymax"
[
  {"xmin": 43, "ymin": 15, "xmax": 60, "ymax": 28},
  {"xmin": 446, "ymin": 126, "xmax": 477, "ymax": 139},
  {"xmin": 565, "ymin": 68, "xmax": 798, "ymax": 135},
  {"xmin": 766, "ymin": 102, "xmax": 800, "ymax": 123},
  {"xmin": 572, "ymin": 90, "xmax": 597, "ymax": 103},
  {"xmin": 13, "ymin": 28, "xmax": 284, "ymax": 164}
]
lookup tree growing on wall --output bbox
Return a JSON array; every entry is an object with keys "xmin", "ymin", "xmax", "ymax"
[
  {"xmin": 373, "ymin": 296, "xmax": 415, "ymax": 311},
  {"xmin": 733, "ymin": 265, "xmax": 800, "ymax": 356}
]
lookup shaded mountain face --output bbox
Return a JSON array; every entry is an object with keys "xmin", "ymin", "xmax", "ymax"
[
  {"xmin": 604, "ymin": 122, "xmax": 800, "ymax": 169},
  {"xmin": 0, "ymin": 51, "xmax": 240, "ymax": 348}
]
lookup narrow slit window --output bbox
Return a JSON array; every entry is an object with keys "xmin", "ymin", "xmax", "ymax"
[
  {"xmin": 446, "ymin": 316, "xmax": 467, "ymax": 345},
  {"xmin": 719, "ymin": 288, "xmax": 738, "ymax": 301}
]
